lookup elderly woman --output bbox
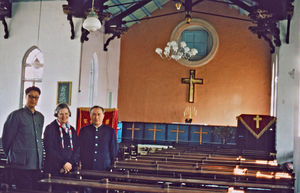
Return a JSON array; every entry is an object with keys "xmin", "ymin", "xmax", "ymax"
[{"xmin": 43, "ymin": 103, "xmax": 79, "ymax": 175}]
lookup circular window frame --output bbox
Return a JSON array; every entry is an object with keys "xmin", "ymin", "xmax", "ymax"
[{"xmin": 170, "ymin": 18, "xmax": 219, "ymax": 67}]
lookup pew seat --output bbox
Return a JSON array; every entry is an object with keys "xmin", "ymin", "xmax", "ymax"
[
  {"xmin": 40, "ymin": 177, "xmax": 231, "ymax": 193},
  {"xmin": 71, "ymin": 170, "xmax": 294, "ymax": 193}
]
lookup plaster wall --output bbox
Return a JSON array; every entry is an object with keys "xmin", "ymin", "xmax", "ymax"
[
  {"xmin": 0, "ymin": 1, "xmax": 82, "ymax": 133},
  {"xmin": 275, "ymin": 0, "xmax": 300, "ymax": 191},
  {"xmin": 118, "ymin": 1, "xmax": 271, "ymax": 126},
  {"xmin": 77, "ymin": 29, "xmax": 120, "ymax": 109},
  {"xmin": 276, "ymin": 15, "xmax": 298, "ymax": 164}
]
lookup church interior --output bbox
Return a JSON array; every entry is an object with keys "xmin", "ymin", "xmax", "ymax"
[{"xmin": 0, "ymin": 0, "xmax": 300, "ymax": 192}]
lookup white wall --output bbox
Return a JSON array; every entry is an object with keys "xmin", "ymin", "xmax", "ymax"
[
  {"xmin": 77, "ymin": 28, "xmax": 120, "ymax": 109},
  {"xmin": 0, "ymin": 1, "xmax": 82, "ymax": 134},
  {"xmin": 276, "ymin": 0, "xmax": 300, "ymax": 192},
  {"xmin": 291, "ymin": 0, "xmax": 300, "ymax": 191},
  {"xmin": 276, "ymin": 30, "xmax": 296, "ymax": 164}
]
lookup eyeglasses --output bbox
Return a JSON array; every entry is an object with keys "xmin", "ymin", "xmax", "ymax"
[{"xmin": 28, "ymin": 95, "xmax": 39, "ymax": 100}]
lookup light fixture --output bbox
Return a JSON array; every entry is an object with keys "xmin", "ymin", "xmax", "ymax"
[
  {"xmin": 155, "ymin": 41, "xmax": 198, "ymax": 61},
  {"xmin": 32, "ymin": 58, "xmax": 43, "ymax": 68},
  {"xmin": 184, "ymin": 0, "xmax": 192, "ymax": 24},
  {"xmin": 175, "ymin": 0, "xmax": 182, "ymax": 10},
  {"xmin": 185, "ymin": 13, "xmax": 192, "ymax": 24},
  {"xmin": 82, "ymin": 0, "xmax": 101, "ymax": 32}
]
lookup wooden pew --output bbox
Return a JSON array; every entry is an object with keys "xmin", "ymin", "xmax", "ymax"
[
  {"xmin": 70, "ymin": 170, "xmax": 294, "ymax": 193},
  {"xmin": 114, "ymin": 159, "xmax": 282, "ymax": 173},
  {"xmin": 0, "ymin": 145, "xmax": 9, "ymax": 192},
  {"xmin": 135, "ymin": 147, "xmax": 277, "ymax": 164},
  {"xmin": 112, "ymin": 161, "xmax": 293, "ymax": 189},
  {"xmin": 116, "ymin": 158, "xmax": 282, "ymax": 171},
  {"xmin": 112, "ymin": 163, "xmax": 293, "ymax": 183},
  {"xmin": 155, "ymin": 146, "xmax": 273, "ymax": 160},
  {"xmin": 131, "ymin": 155, "xmax": 280, "ymax": 171},
  {"xmin": 39, "ymin": 176, "xmax": 230, "ymax": 193},
  {"xmin": 2, "ymin": 190, "xmax": 52, "ymax": 193},
  {"xmin": 142, "ymin": 149, "xmax": 273, "ymax": 162},
  {"xmin": 146, "ymin": 152, "xmax": 267, "ymax": 161}
]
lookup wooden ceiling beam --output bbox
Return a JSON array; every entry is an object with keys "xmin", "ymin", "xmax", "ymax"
[
  {"xmin": 106, "ymin": 0, "xmax": 151, "ymax": 27},
  {"xmin": 227, "ymin": 0, "xmax": 253, "ymax": 12},
  {"xmin": 192, "ymin": 0, "xmax": 205, "ymax": 7}
]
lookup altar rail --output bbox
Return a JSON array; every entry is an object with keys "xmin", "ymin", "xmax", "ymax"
[{"xmin": 120, "ymin": 122, "xmax": 236, "ymax": 146}]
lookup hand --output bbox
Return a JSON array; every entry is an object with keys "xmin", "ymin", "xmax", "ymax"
[{"xmin": 63, "ymin": 162, "xmax": 72, "ymax": 173}]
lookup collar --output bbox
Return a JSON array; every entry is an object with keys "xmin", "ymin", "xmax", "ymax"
[
  {"xmin": 93, "ymin": 124, "xmax": 103, "ymax": 130},
  {"xmin": 24, "ymin": 106, "xmax": 36, "ymax": 114},
  {"xmin": 56, "ymin": 119, "xmax": 70, "ymax": 128}
]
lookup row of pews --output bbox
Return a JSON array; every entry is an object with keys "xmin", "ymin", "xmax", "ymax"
[
  {"xmin": 0, "ymin": 141, "xmax": 53, "ymax": 193},
  {"xmin": 0, "ymin": 139, "xmax": 9, "ymax": 192},
  {"xmin": 40, "ymin": 144, "xmax": 294, "ymax": 193},
  {"xmin": 0, "ymin": 141, "xmax": 295, "ymax": 193}
]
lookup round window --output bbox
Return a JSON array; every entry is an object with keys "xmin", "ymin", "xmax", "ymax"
[{"xmin": 170, "ymin": 18, "xmax": 219, "ymax": 67}]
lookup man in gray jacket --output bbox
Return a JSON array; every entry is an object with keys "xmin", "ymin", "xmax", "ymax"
[{"xmin": 2, "ymin": 86, "xmax": 44, "ymax": 190}]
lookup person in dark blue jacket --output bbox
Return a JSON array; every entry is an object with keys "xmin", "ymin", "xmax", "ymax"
[
  {"xmin": 2, "ymin": 86, "xmax": 44, "ymax": 190},
  {"xmin": 43, "ymin": 103, "xmax": 80, "ymax": 175},
  {"xmin": 79, "ymin": 106, "xmax": 117, "ymax": 171}
]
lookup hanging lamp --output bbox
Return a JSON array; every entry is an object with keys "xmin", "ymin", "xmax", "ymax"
[{"xmin": 82, "ymin": 0, "xmax": 101, "ymax": 32}]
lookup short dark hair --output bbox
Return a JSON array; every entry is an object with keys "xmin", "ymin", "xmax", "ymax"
[
  {"xmin": 54, "ymin": 103, "xmax": 71, "ymax": 117},
  {"xmin": 90, "ymin": 105, "xmax": 104, "ymax": 114},
  {"xmin": 25, "ymin": 86, "xmax": 41, "ymax": 95}
]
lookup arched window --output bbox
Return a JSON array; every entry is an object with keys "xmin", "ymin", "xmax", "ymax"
[
  {"xmin": 89, "ymin": 53, "xmax": 99, "ymax": 106},
  {"xmin": 20, "ymin": 46, "xmax": 44, "ymax": 107},
  {"xmin": 270, "ymin": 53, "xmax": 278, "ymax": 117}
]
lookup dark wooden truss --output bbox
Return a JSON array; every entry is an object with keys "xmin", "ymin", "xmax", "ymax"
[
  {"xmin": 228, "ymin": 0, "xmax": 294, "ymax": 53},
  {"xmin": 61, "ymin": 0, "xmax": 294, "ymax": 52},
  {"xmin": 0, "ymin": 0, "xmax": 11, "ymax": 39},
  {"xmin": 0, "ymin": 0, "xmax": 295, "ymax": 53}
]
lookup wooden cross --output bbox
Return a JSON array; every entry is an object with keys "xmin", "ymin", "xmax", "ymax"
[
  {"xmin": 171, "ymin": 125, "xmax": 184, "ymax": 143},
  {"xmin": 148, "ymin": 124, "xmax": 162, "ymax": 142},
  {"xmin": 181, "ymin": 69, "xmax": 203, "ymax": 103},
  {"xmin": 253, "ymin": 115, "xmax": 262, "ymax": 129},
  {"xmin": 193, "ymin": 126, "xmax": 208, "ymax": 144},
  {"xmin": 127, "ymin": 123, "xmax": 140, "ymax": 141}
]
